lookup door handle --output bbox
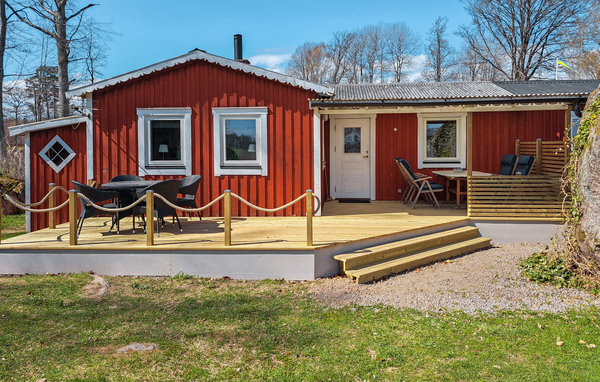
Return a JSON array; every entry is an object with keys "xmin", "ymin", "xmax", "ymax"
[{"xmin": 362, "ymin": 155, "xmax": 369, "ymax": 158}]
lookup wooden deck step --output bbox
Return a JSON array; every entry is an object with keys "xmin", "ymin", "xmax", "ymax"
[
  {"xmin": 345, "ymin": 237, "xmax": 491, "ymax": 284},
  {"xmin": 334, "ymin": 226, "xmax": 480, "ymax": 272}
]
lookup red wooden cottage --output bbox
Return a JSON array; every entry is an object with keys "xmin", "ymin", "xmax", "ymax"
[{"xmin": 8, "ymin": 40, "xmax": 599, "ymax": 233}]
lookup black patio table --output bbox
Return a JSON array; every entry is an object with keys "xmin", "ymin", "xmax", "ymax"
[
  {"xmin": 101, "ymin": 180, "xmax": 159, "ymax": 192},
  {"xmin": 101, "ymin": 180, "xmax": 160, "ymax": 232}
]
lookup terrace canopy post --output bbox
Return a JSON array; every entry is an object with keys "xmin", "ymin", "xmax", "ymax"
[
  {"xmin": 0, "ymin": 194, "xmax": 2, "ymax": 244},
  {"xmin": 466, "ymin": 112, "xmax": 473, "ymax": 217},
  {"xmin": 68, "ymin": 190, "xmax": 77, "ymax": 246},
  {"xmin": 48, "ymin": 183, "xmax": 56, "ymax": 229},
  {"xmin": 224, "ymin": 190, "xmax": 231, "ymax": 246},
  {"xmin": 146, "ymin": 190, "xmax": 154, "ymax": 246},
  {"xmin": 536, "ymin": 138, "xmax": 543, "ymax": 174},
  {"xmin": 306, "ymin": 189, "xmax": 313, "ymax": 246}
]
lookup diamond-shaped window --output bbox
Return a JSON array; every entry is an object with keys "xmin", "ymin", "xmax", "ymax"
[{"xmin": 39, "ymin": 135, "xmax": 75, "ymax": 173}]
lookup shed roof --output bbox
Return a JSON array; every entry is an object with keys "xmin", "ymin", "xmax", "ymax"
[
  {"xmin": 67, "ymin": 50, "xmax": 334, "ymax": 98},
  {"xmin": 8, "ymin": 115, "xmax": 88, "ymax": 137},
  {"xmin": 312, "ymin": 80, "xmax": 599, "ymax": 107}
]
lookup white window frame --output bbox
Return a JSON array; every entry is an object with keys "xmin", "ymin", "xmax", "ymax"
[
  {"xmin": 417, "ymin": 113, "xmax": 466, "ymax": 169},
  {"xmin": 137, "ymin": 108, "xmax": 192, "ymax": 176},
  {"xmin": 212, "ymin": 107, "xmax": 268, "ymax": 176},
  {"xmin": 39, "ymin": 135, "xmax": 76, "ymax": 173}
]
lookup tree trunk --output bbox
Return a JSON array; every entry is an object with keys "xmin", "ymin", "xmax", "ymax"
[
  {"xmin": 0, "ymin": 0, "xmax": 7, "ymax": 157},
  {"xmin": 578, "ymin": 87, "xmax": 600, "ymax": 258},
  {"xmin": 55, "ymin": 3, "xmax": 70, "ymax": 117}
]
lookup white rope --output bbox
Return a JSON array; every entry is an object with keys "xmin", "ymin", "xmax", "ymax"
[
  {"xmin": 153, "ymin": 193, "xmax": 225, "ymax": 212},
  {"xmin": 231, "ymin": 192, "xmax": 307, "ymax": 213},
  {"xmin": 7, "ymin": 185, "xmax": 69, "ymax": 207},
  {"xmin": 76, "ymin": 193, "xmax": 147, "ymax": 213},
  {"xmin": 3, "ymin": 194, "xmax": 69, "ymax": 213}
]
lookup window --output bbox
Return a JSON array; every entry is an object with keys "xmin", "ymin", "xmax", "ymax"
[
  {"xmin": 137, "ymin": 108, "xmax": 192, "ymax": 176},
  {"xmin": 39, "ymin": 135, "xmax": 75, "ymax": 173},
  {"xmin": 344, "ymin": 128, "xmax": 361, "ymax": 153},
  {"xmin": 417, "ymin": 113, "xmax": 466, "ymax": 169},
  {"xmin": 212, "ymin": 107, "xmax": 268, "ymax": 176}
]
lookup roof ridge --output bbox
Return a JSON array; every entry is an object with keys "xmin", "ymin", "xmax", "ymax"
[{"xmin": 67, "ymin": 50, "xmax": 334, "ymax": 97}]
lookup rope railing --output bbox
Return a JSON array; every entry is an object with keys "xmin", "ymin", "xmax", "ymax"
[
  {"xmin": 0, "ymin": 181, "xmax": 321, "ymax": 247},
  {"xmin": 3, "ymin": 193, "xmax": 69, "ymax": 213}
]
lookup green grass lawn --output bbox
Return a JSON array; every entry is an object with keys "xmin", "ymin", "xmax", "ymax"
[
  {"xmin": 1, "ymin": 213, "xmax": 25, "ymax": 240},
  {"xmin": 0, "ymin": 274, "xmax": 599, "ymax": 381}
]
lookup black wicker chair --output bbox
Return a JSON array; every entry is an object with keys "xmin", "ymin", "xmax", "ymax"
[
  {"xmin": 134, "ymin": 179, "xmax": 182, "ymax": 236},
  {"xmin": 175, "ymin": 175, "xmax": 202, "ymax": 220},
  {"xmin": 72, "ymin": 181, "xmax": 120, "ymax": 237}
]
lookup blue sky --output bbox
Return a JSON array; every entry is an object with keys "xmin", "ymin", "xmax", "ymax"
[{"xmin": 89, "ymin": 0, "xmax": 471, "ymax": 78}]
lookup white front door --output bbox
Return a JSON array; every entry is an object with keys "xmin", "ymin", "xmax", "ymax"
[{"xmin": 333, "ymin": 118, "xmax": 371, "ymax": 199}]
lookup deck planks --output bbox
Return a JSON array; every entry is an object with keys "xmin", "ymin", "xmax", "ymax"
[{"xmin": 1, "ymin": 201, "xmax": 468, "ymax": 251}]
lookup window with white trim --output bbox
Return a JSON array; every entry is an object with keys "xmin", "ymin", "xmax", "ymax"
[
  {"xmin": 212, "ymin": 107, "xmax": 268, "ymax": 176},
  {"xmin": 137, "ymin": 108, "xmax": 192, "ymax": 176},
  {"xmin": 39, "ymin": 135, "xmax": 75, "ymax": 173},
  {"xmin": 417, "ymin": 113, "xmax": 466, "ymax": 169}
]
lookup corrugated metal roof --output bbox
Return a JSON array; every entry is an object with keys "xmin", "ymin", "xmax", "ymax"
[{"xmin": 328, "ymin": 80, "xmax": 599, "ymax": 102}]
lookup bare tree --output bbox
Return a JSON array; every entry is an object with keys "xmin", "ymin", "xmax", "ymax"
[
  {"xmin": 71, "ymin": 16, "xmax": 112, "ymax": 83},
  {"xmin": 423, "ymin": 16, "xmax": 456, "ymax": 82},
  {"xmin": 8, "ymin": 0, "xmax": 97, "ymax": 117},
  {"xmin": 3, "ymin": 83, "xmax": 29, "ymax": 124},
  {"xmin": 361, "ymin": 25, "xmax": 385, "ymax": 83},
  {"xmin": 459, "ymin": 0, "xmax": 585, "ymax": 81},
  {"xmin": 0, "ymin": 0, "xmax": 9, "ymax": 155},
  {"xmin": 286, "ymin": 42, "xmax": 328, "ymax": 84},
  {"xmin": 456, "ymin": 45, "xmax": 501, "ymax": 81},
  {"xmin": 346, "ymin": 32, "xmax": 367, "ymax": 83},
  {"xmin": 386, "ymin": 22, "xmax": 421, "ymax": 82},
  {"xmin": 326, "ymin": 31, "xmax": 354, "ymax": 84},
  {"xmin": 563, "ymin": 1, "xmax": 600, "ymax": 79}
]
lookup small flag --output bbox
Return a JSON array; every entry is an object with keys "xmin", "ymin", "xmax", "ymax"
[{"xmin": 557, "ymin": 60, "xmax": 580, "ymax": 75}]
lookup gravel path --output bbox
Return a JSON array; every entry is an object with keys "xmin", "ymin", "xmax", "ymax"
[{"xmin": 309, "ymin": 243, "xmax": 600, "ymax": 314}]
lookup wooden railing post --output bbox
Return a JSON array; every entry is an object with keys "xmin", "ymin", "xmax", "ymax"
[
  {"xmin": 536, "ymin": 138, "xmax": 543, "ymax": 175},
  {"xmin": 515, "ymin": 139, "xmax": 521, "ymax": 157},
  {"xmin": 48, "ymin": 183, "xmax": 56, "ymax": 229},
  {"xmin": 306, "ymin": 190, "xmax": 313, "ymax": 246},
  {"xmin": 69, "ymin": 190, "xmax": 77, "ymax": 246},
  {"xmin": 224, "ymin": 190, "xmax": 231, "ymax": 246},
  {"xmin": 146, "ymin": 190, "xmax": 154, "ymax": 246}
]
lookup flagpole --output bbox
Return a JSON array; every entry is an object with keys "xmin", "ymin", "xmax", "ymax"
[{"xmin": 555, "ymin": 58, "xmax": 558, "ymax": 80}]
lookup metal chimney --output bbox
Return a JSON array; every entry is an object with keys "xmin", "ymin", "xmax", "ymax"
[{"xmin": 234, "ymin": 34, "xmax": 243, "ymax": 61}]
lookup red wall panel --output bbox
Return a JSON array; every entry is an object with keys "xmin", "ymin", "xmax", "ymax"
[
  {"xmin": 30, "ymin": 123, "xmax": 87, "ymax": 231},
  {"xmin": 375, "ymin": 110, "xmax": 566, "ymax": 200},
  {"xmin": 91, "ymin": 60, "xmax": 317, "ymax": 217}
]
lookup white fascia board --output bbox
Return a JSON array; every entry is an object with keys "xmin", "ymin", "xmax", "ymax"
[
  {"xmin": 67, "ymin": 50, "xmax": 334, "ymax": 97},
  {"xmin": 9, "ymin": 115, "xmax": 88, "ymax": 137}
]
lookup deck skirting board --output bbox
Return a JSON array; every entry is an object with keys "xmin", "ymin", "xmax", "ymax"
[
  {"xmin": 471, "ymin": 220, "xmax": 561, "ymax": 244},
  {"xmin": 0, "ymin": 250, "xmax": 316, "ymax": 280}
]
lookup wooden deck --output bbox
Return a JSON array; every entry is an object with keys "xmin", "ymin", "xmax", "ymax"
[{"xmin": 1, "ymin": 201, "xmax": 467, "ymax": 251}]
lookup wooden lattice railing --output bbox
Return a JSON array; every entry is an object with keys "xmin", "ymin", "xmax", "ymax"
[{"xmin": 467, "ymin": 175, "xmax": 564, "ymax": 221}]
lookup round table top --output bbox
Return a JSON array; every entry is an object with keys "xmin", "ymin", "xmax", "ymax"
[{"xmin": 101, "ymin": 180, "xmax": 159, "ymax": 191}]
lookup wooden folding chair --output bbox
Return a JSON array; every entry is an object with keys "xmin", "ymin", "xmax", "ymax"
[{"xmin": 395, "ymin": 158, "xmax": 444, "ymax": 209}]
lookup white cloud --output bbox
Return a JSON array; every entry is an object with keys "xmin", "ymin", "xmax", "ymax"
[{"xmin": 248, "ymin": 53, "xmax": 291, "ymax": 73}]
